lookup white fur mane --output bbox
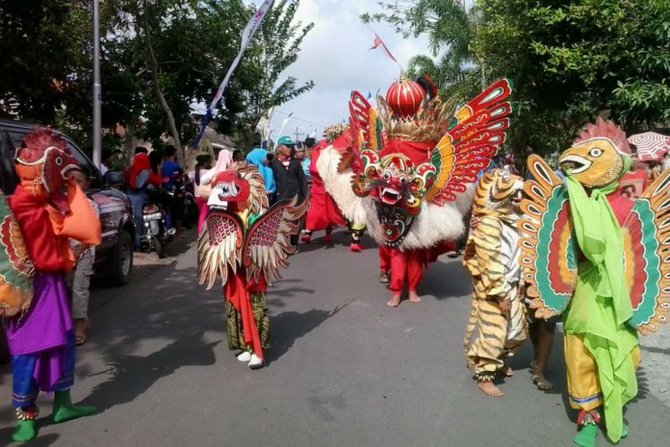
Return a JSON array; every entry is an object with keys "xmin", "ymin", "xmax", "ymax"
[{"xmin": 317, "ymin": 143, "xmax": 475, "ymax": 250}]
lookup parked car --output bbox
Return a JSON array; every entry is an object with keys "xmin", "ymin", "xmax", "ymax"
[{"xmin": 0, "ymin": 119, "xmax": 135, "ymax": 286}]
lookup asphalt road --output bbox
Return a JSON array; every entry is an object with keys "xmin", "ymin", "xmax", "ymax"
[{"xmin": 1, "ymin": 230, "xmax": 669, "ymax": 447}]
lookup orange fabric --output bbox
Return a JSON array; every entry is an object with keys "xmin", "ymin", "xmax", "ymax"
[
  {"xmin": 8, "ymin": 185, "xmax": 75, "ymax": 273},
  {"xmin": 48, "ymin": 183, "xmax": 102, "ymax": 245}
]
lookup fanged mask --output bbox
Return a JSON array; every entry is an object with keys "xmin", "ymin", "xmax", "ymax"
[{"xmin": 352, "ymin": 151, "xmax": 435, "ymax": 246}]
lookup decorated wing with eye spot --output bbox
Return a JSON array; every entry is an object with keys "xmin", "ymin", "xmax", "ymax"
[
  {"xmin": 0, "ymin": 193, "xmax": 34, "ymax": 317},
  {"xmin": 622, "ymin": 170, "xmax": 670, "ymax": 335},
  {"xmin": 197, "ymin": 210, "xmax": 244, "ymax": 290},
  {"xmin": 243, "ymin": 195, "xmax": 309, "ymax": 284},
  {"xmin": 517, "ymin": 155, "xmax": 578, "ymax": 319},
  {"xmin": 425, "ymin": 79, "xmax": 513, "ymax": 205},
  {"xmin": 349, "ymin": 91, "xmax": 384, "ymax": 153}
]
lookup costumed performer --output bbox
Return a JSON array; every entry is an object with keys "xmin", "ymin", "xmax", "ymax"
[
  {"xmin": 462, "ymin": 167, "xmax": 527, "ymax": 397},
  {"xmin": 320, "ymin": 75, "xmax": 513, "ymax": 307},
  {"xmin": 518, "ymin": 118, "xmax": 670, "ymax": 446},
  {"xmin": 3, "ymin": 129, "xmax": 101, "ymax": 442},
  {"xmin": 194, "ymin": 148, "xmax": 233, "ymax": 234},
  {"xmin": 197, "ymin": 165, "xmax": 308, "ymax": 369}
]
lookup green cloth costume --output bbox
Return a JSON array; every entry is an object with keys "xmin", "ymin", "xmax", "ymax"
[{"xmin": 564, "ymin": 171, "xmax": 639, "ymax": 443}]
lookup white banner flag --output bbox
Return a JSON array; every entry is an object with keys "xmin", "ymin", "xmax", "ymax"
[
  {"xmin": 256, "ymin": 107, "xmax": 274, "ymax": 142},
  {"xmin": 278, "ymin": 112, "xmax": 294, "ymax": 137},
  {"xmin": 208, "ymin": 0, "xmax": 275, "ymax": 110}
]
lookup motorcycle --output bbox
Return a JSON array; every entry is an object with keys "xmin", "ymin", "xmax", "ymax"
[
  {"xmin": 142, "ymin": 189, "xmax": 174, "ymax": 258},
  {"xmin": 165, "ymin": 171, "xmax": 198, "ymax": 230}
]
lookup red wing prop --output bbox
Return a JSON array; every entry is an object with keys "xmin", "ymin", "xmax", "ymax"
[
  {"xmin": 425, "ymin": 79, "xmax": 513, "ymax": 204},
  {"xmin": 517, "ymin": 155, "xmax": 578, "ymax": 319},
  {"xmin": 243, "ymin": 196, "xmax": 310, "ymax": 284},
  {"xmin": 622, "ymin": 170, "xmax": 670, "ymax": 334},
  {"xmin": 197, "ymin": 210, "xmax": 244, "ymax": 290},
  {"xmin": 349, "ymin": 91, "xmax": 384, "ymax": 153}
]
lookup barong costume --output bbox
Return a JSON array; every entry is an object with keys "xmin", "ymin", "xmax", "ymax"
[{"xmin": 319, "ymin": 78, "xmax": 513, "ymax": 302}]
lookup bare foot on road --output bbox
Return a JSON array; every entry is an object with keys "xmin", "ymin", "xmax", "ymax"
[
  {"xmin": 478, "ymin": 381, "xmax": 504, "ymax": 397},
  {"xmin": 408, "ymin": 291, "xmax": 421, "ymax": 303},
  {"xmin": 532, "ymin": 374, "xmax": 553, "ymax": 391},
  {"xmin": 387, "ymin": 294, "xmax": 401, "ymax": 307}
]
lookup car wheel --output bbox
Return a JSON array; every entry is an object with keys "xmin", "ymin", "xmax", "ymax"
[{"xmin": 108, "ymin": 230, "xmax": 133, "ymax": 286}]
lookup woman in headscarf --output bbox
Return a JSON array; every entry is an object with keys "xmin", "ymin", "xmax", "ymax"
[
  {"xmin": 196, "ymin": 149, "xmax": 234, "ymax": 233},
  {"xmin": 191, "ymin": 154, "xmax": 212, "ymax": 233},
  {"xmin": 246, "ymin": 147, "xmax": 276, "ymax": 204}
]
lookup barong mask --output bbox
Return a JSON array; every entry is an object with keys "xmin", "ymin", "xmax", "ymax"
[
  {"xmin": 14, "ymin": 129, "xmax": 81, "ymax": 212},
  {"xmin": 353, "ymin": 151, "xmax": 436, "ymax": 246},
  {"xmin": 346, "ymin": 77, "xmax": 513, "ymax": 248}
]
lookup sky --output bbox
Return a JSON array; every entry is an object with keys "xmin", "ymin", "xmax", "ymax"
[{"xmin": 255, "ymin": 0, "xmax": 432, "ymax": 142}]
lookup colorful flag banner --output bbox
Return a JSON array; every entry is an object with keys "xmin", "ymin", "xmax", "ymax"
[
  {"xmin": 370, "ymin": 33, "xmax": 398, "ymax": 63},
  {"xmin": 192, "ymin": 0, "xmax": 275, "ymax": 147}
]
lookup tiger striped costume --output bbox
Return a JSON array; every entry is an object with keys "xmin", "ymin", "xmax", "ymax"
[{"xmin": 463, "ymin": 168, "xmax": 528, "ymax": 383}]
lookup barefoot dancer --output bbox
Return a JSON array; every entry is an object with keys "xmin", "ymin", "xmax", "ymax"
[
  {"xmin": 527, "ymin": 315, "xmax": 557, "ymax": 391},
  {"xmin": 463, "ymin": 168, "xmax": 528, "ymax": 397},
  {"xmin": 319, "ymin": 78, "xmax": 514, "ymax": 307}
]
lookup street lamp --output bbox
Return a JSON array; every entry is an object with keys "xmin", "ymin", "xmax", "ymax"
[{"xmin": 92, "ymin": 0, "xmax": 102, "ymax": 169}]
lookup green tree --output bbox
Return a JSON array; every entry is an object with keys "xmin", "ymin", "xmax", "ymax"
[
  {"xmin": 476, "ymin": 0, "xmax": 670, "ymax": 156},
  {"xmin": 0, "ymin": 0, "xmax": 314, "ymax": 162},
  {"xmin": 216, "ymin": 0, "xmax": 315, "ymax": 150},
  {"xmin": 0, "ymin": 0, "xmax": 90, "ymax": 122},
  {"xmin": 362, "ymin": 0, "xmax": 483, "ymax": 105}
]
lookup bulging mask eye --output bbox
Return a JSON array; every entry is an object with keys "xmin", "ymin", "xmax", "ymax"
[
  {"xmin": 589, "ymin": 148, "xmax": 603, "ymax": 158},
  {"xmin": 55, "ymin": 157, "xmax": 63, "ymax": 166},
  {"xmin": 382, "ymin": 171, "xmax": 392, "ymax": 180}
]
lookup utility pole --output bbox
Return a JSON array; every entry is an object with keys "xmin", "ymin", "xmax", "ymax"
[
  {"xmin": 294, "ymin": 126, "xmax": 305, "ymax": 145},
  {"xmin": 92, "ymin": 0, "xmax": 101, "ymax": 169}
]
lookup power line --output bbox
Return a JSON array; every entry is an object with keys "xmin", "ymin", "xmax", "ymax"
[{"xmin": 272, "ymin": 110, "xmax": 332, "ymax": 128}]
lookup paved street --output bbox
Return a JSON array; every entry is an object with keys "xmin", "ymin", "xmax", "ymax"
[{"xmin": 1, "ymin": 230, "xmax": 669, "ymax": 447}]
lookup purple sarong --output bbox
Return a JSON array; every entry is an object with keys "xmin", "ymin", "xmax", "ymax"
[{"xmin": 5, "ymin": 272, "xmax": 72, "ymax": 392}]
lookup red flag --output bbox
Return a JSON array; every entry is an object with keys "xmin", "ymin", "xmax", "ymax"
[{"xmin": 369, "ymin": 33, "xmax": 398, "ymax": 63}]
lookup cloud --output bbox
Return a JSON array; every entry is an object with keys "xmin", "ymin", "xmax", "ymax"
[{"xmin": 258, "ymin": 0, "xmax": 430, "ymax": 142}]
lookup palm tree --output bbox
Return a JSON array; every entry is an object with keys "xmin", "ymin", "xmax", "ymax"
[{"xmin": 363, "ymin": 1, "xmax": 483, "ymax": 104}]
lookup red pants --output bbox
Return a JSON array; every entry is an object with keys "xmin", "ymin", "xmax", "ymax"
[{"xmin": 379, "ymin": 247, "xmax": 424, "ymax": 293}]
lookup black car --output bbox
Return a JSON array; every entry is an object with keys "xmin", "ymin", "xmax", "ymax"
[{"xmin": 0, "ymin": 119, "xmax": 134, "ymax": 285}]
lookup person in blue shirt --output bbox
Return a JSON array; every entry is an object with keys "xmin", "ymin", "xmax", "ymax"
[
  {"xmin": 246, "ymin": 147, "xmax": 277, "ymax": 204},
  {"xmin": 295, "ymin": 145, "xmax": 311, "ymax": 181},
  {"xmin": 160, "ymin": 145, "xmax": 183, "ymax": 230}
]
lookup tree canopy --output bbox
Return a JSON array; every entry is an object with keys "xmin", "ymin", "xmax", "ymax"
[
  {"xmin": 364, "ymin": 0, "xmax": 670, "ymax": 157},
  {"xmin": 0, "ymin": 0, "xmax": 314, "ymax": 160}
]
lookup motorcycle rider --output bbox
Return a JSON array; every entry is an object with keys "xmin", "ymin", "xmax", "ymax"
[{"xmin": 127, "ymin": 152, "xmax": 161, "ymax": 250}]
